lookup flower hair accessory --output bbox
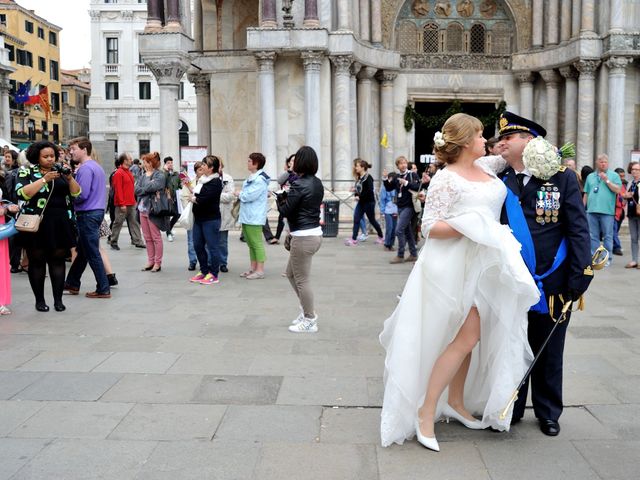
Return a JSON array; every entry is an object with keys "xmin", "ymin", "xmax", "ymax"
[
  {"xmin": 522, "ymin": 136, "xmax": 560, "ymax": 180},
  {"xmin": 433, "ymin": 131, "xmax": 445, "ymax": 148}
]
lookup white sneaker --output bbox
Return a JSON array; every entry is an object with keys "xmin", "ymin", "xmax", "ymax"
[
  {"xmin": 291, "ymin": 306, "xmax": 304, "ymax": 325},
  {"xmin": 167, "ymin": 232, "xmax": 174, "ymax": 242},
  {"xmin": 357, "ymin": 233, "xmax": 369, "ymax": 242},
  {"xmin": 288, "ymin": 315, "xmax": 318, "ymax": 333}
]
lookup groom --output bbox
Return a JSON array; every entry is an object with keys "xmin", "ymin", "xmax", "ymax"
[{"xmin": 498, "ymin": 112, "xmax": 592, "ymax": 436}]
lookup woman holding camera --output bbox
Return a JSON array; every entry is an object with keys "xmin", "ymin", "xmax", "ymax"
[
  {"xmin": 15, "ymin": 141, "xmax": 81, "ymax": 312},
  {"xmin": 277, "ymin": 146, "xmax": 324, "ymax": 333}
]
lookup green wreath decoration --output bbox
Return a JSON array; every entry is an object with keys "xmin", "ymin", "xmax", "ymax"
[{"xmin": 404, "ymin": 100, "xmax": 507, "ymax": 133}]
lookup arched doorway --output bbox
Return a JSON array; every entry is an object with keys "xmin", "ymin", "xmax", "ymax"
[{"xmin": 179, "ymin": 120, "xmax": 189, "ymax": 147}]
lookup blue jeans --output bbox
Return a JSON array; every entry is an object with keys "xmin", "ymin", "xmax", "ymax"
[
  {"xmin": 66, "ymin": 209, "xmax": 110, "ymax": 294},
  {"xmin": 384, "ymin": 213, "xmax": 397, "ymax": 248},
  {"xmin": 187, "ymin": 229, "xmax": 197, "ymax": 265},
  {"xmin": 396, "ymin": 206, "xmax": 417, "ymax": 257},
  {"xmin": 351, "ymin": 201, "xmax": 383, "ymax": 240},
  {"xmin": 193, "ymin": 218, "xmax": 221, "ymax": 276},
  {"xmin": 219, "ymin": 230, "xmax": 229, "ymax": 266},
  {"xmin": 587, "ymin": 212, "xmax": 614, "ymax": 261},
  {"xmin": 613, "ymin": 218, "xmax": 622, "ymax": 251}
]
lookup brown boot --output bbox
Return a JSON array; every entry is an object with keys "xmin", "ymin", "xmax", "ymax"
[
  {"xmin": 389, "ymin": 256, "xmax": 405, "ymax": 264},
  {"xmin": 406, "ymin": 255, "xmax": 418, "ymax": 263}
]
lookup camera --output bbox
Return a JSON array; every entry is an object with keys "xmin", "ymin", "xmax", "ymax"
[{"xmin": 52, "ymin": 163, "xmax": 72, "ymax": 176}]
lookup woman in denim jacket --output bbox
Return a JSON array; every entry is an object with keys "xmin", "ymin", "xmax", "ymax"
[{"xmin": 379, "ymin": 182, "xmax": 398, "ymax": 251}]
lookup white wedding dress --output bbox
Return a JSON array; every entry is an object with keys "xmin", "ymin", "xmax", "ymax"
[{"xmin": 380, "ymin": 156, "xmax": 540, "ymax": 447}]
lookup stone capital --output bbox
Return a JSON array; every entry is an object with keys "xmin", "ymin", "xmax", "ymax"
[
  {"xmin": 605, "ymin": 56, "xmax": 632, "ymax": 74},
  {"xmin": 357, "ymin": 66, "xmax": 378, "ymax": 81},
  {"xmin": 145, "ymin": 57, "xmax": 190, "ymax": 86},
  {"xmin": 330, "ymin": 55, "xmax": 353, "ymax": 75},
  {"xmin": 301, "ymin": 51, "xmax": 324, "ymax": 72},
  {"xmin": 89, "ymin": 10, "xmax": 101, "ymax": 21},
  {"xmin": 559, "ymin": 65, "xmax": 578, "ymax": 80},
  {"xmin": 376, "ymin": 70, "xmax": 398, "ymax": 85},
  {"xmin": 540, "ymin": 69, "xmax": 560, "ymax": 86},
  {"xmin": 574, "ymin": 59, "xmax": 601, "ymax": 78},
  {"xmin": 255, "ymin": 51, "xmax": 277, "ymax": 73},
  {"xmin": 514, "ymin": 71, "xmax": 535, "ymax": 84},
  {"xmin": 350, "ymin": 61, "xmax": 362, "ymax": 78},
  {"xmin": 187, "ymin": 73, "xmax": 210, "ymax": 95}
]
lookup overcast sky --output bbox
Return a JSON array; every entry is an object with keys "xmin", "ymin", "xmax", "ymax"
[{"xmin": 18, "ymin": 0, "xmax": 90, "ymax": 70}]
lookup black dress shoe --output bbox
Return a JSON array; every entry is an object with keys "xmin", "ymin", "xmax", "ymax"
[
  {"xmin": 220, "ymin": 265, "xmax": 228, "ymax": 273},
  {"xmin": 110, "ymin": 243, "xmax": 120, "ymax": 251},
  {"xmin": 188, "ymin": 263, "xmax": 196, "ymax": 271},
  {"xmin": 510, "ymin": 416, "xmax": 522, "ymax": 426},
  {"xmin": 10, "ymin": 267, "xmax": 23, "ymax": 274},
  {"xmin": 539, "ymin": 419, "xmax": 560, "ymax": 436},
  {"xmin": 35, "ymin": 302, "xmax": 50, "ymax": 312},
  {"xmin": 54, "ymin": 302, "xmax": 66, "ymax": 312}
]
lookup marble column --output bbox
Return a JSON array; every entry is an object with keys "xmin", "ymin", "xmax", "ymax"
[
  {"xmin": 337, "ymin": 0, "xmax": 351, "ymax": 31},
  {"xmin": 188, "ymin": 73, "xmax": 211, "ymax": 152},
  {"xmin": 165, "ymin": 0, "xmax": 181, "ymax": 31},
  {"xmin": 194, "ymin": 0, "xmax": 203, "ymax": 50},
  {"xmin": 532, "ymin": 0, "xmax": 543, "ymax": 48},
  {"xmin": 515, "ymin": 71, "xmax": 535, "ymax": 120},
  {"xmin": 378, "ymin": 71, "xmax": 397, "ymax": 170},
  {"xmin": 0, "ymin": 76, "xmax": 10, "ymax": 141},
  {"xmin": 330, "ymin": 55, "xmax": 353, "ymax": 188},
  {"xmin": 145, "ymin": 0, "xmax": 163, "ymax": 30},
  {"xmin": 571, "ymin": 0, "xmax": 581, "ymax": 37},
  {"xmin": 350, "ymin": 62, "xmax": 360, "ymax": 159},
  {"xmin": 357, "ymin": 67, "xmax": 377, "ymax": 173},
  {"xmin": 359, "ymin": 0, "xmax": 370, "ymax": 41},
  {"xmin": 560, "ymin": 0, "xmax": 571, "ymax": 42},
  {"xmin": 609, "ymin": 0, "xmax": 624, "ymax": 32},
  {"xmin": 574, "ymin": 59, "xmax": 600, "ymax": 167},
  {"xmin": 261, "ymin": 0, "xmax": 277, "ymax": 28},
  {"xmin": 256, "ymin": 51, "xmax": 278, "ymax": 179},
  {"xmin": 580, "ymin": 0, "xmax": 595, "ymax": 34},
  {"xmin": 546, "ymin": 0, "xmax": 559, "ymax": 45},
  {"xmin": 371, "ymin": 0, "xmax": 382, "ymax": 44},
  {"xmin": 559, "ymin": 66, "xmax": 578, "ymax": 146},
  {"xmin": 301, "ymin": 51, "xmax": 323, "ymax": 174},
  {"xmin": 606, "ymin": 56, "xmax": 631, "ymax": 169},
  {"xmin": 540, "ymin": 69, "xmax": 560, "ymax": 145},
  {"xmin": 303, "ymin": 0, "xmax": 319, "ymax": 28}
]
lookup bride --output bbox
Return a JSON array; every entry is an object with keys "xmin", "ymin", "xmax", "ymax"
[{"xmin": 380, "ymin": 113, "xmax": 540, "ymax": 450}]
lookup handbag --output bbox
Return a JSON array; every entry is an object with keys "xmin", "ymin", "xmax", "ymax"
[
  {"xmin": 409, "ymin": 190, "xmax": 422, "ymax": 213},
  {"xmin": 231, "ymin": 198, "xmax": 241, "ymax": 221},
  {"xmin": 149, "ymin": 188, "xmax": 175, "ymax": 217},
  {"xmin": 15, "ymin": 179, "xmax": 55, "ymax": 233},
  {"xmin": 178, "ymin": 201, "xmax": 194, "ymax": 230},
  {"xmin": 0, "ymin": 201, "xmax": 18, "ymax": 240}
]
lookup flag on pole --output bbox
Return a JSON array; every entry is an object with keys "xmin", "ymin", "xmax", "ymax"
[
  {"xmin": 380, "ymin": 131, "xmax": 389, "ymax": 149},
  {"xmin": 25, "ymin": 86, "xmax": 51, "ymax": 120},
  {"xmin": 13, "ymin": 80, "xmax": 32, "ymax": 104}
]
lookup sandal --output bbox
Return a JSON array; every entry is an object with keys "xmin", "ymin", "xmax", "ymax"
[
  {"xmin": 625, "ymin": 262, "xmax": 638, "ymax": 269},
  {"xmin": 246, "ymin": 271, "xmax": 265, "ymax": 280},
  {"xmin": 141, "ymin": 265, "xmax": 154, "ymax": 271},
  {"xmin": 239, "ymin": 270, "xmax": 254, "ymax": 278},
  {"xmin": 0, "ymin": 305, "xmax": 11, "ymax": 315}
]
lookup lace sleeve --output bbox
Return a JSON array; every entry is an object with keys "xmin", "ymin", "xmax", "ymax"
[
  {"xmin": 421, "ymin": 170, "xmax": 460, "ymax": 236},
  {"xmin": 475, "ymin": 155, "xmax": 506, "ymax": 174}
]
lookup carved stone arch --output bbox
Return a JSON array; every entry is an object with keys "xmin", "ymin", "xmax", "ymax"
[{"xmin": 383, "ymin": 0, "xmax": 529, "ymax": 52}]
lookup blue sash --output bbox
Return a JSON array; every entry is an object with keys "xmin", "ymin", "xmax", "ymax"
[{"xmin": 503, "ymin": 181, "xmax": 567, "ymax": 314}]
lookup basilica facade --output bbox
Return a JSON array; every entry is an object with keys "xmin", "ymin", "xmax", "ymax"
[{"xmin": 140, "ymin": 0, "xmax": 639, "ymax": 185}]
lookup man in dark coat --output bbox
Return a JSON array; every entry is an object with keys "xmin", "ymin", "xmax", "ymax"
[{"xmin": 498, "ymin": 112, "xmax": 593, "ymax": 436}]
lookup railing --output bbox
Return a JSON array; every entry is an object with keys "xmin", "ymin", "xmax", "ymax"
[
  {"xmin": 104, "ymin": 64, "xmax": 120, "ymax": 75},
  {"xmin": 137, "ymin": 63, "xmax": 150, "ymax": 74}
]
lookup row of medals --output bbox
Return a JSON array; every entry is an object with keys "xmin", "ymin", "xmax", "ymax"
[{"xmin": 536, "ymin": 183, "xmax": 560, "ymax": 224}]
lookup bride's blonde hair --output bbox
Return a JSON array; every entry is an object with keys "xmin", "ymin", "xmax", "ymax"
[{"xmin": 434, "ymin": 113, "xmax": 484, "ymax": 165}]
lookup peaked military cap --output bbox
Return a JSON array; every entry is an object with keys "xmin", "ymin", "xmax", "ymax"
[{"xmin": 498, "ymin": 111, "xmax": 547, "ymax": 139}]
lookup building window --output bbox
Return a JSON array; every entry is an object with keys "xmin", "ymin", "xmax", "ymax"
[
  {"xmin": 423, "ymin": 23, "xmax": 439, "ymax": 53},
  {"xmin": 470, "ymin": 24, "xmax": 486, "ymax": 53},
  {"xmin": 38, "ymin": 56, "xmax": 46, "ymax": 72},
  {"xmin": 28, "ymin": 120, "xmax": 35, "ymax": 140},
  {"xmin": 179, "ymin": 82, "xmax": 185, "ymax": 100},
  {"xmin": 41, "ymin": 121, "xmax": 48, "ymax": 140},
  {"xmin": 396, "ymin": 21, "xmax": 417, "ymax": 53},
  {"xmin": 0, "ymin": 14, "xmax": 6, "ymax": 25},
  {"xmin": 139, "ymin": 82, "xmax": 151, "ymax": 100},
  {"xmin": 25, "ymin": 20, "xmax": 34, "ymax": 33},
  {"xmin": 105, "ymin": 82, "xmax": 119, "ymax": 100},
  {"xmin": 106, "ymin": 37, "xmax": 118, "ymax": 64},
  {"xmin": 50, "ymin": 60, "xmax": 59, "ymax": 80},
  {"xmin": 37, "ymin": 27, "xmax": 45, "ymax": 39},
  {"xmin": 51, "ymin": 92, "xmax": 60, "ymax": 112},
  {"xmin": 52, "ymin": 124, "xmax": 59, "ymax": 142},
  {"xmin": 6, "ymin": 45, "xmax": 14, "ymax": 62},
  {"xmin": 446, "ymin": 23, "xmax": 464, "ymax": 52},
  {"xmin": 491, "ymin": 22, "xmax": 511, "ymax": 54},
  {"xmin": 104, "ymin": 0, "xmax": 118, "ymax": 3},
  {"xmin": 16, "ymin": 50, "xmax": 33, "ymax": 67},
  {"xmin": 139, "ymin": 139, "xmax": 150, "ymax": 157},
  {"xmin": 49, "ymin": 32, "xmax": 57, "ymax": 45},
  {"xmin": 62, "ymin": 91, "xmax": 68, "ymax": 104}
]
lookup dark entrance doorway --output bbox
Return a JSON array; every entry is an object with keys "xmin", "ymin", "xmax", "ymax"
[
  {"xmin": 179, "ymin": 120, "xmax": 189, "ymax": 147},
  {"xmin": 413, "ymin": 101, "xmax": 498, "ymax": 174}
]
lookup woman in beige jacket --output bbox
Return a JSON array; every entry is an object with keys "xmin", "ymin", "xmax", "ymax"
[{"xmin": 218, "ymin": 159, "xmax": 236, "ymax": 273}]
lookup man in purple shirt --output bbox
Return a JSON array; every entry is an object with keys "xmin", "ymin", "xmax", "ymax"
[{"xmin": 64, "ymin": 137, "xmax": 111, "ymax": 298}]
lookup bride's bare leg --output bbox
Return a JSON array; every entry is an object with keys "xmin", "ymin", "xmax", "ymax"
[
  {"xmin": 417, "ymin": 307, "xmax": 481, "ymax": 436},
  {"xmin": 447, "ymin": 352, "xmax": 477, "ymax": 421}
]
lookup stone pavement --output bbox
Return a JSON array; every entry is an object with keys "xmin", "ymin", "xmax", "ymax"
[{"xmin": 1, "ymin": 229, "xmax": 639, "ymax": 479}]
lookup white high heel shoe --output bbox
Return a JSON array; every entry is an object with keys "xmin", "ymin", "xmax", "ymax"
[
  {"xmin": 442, "ymin": 404, "xmax": 483, "ymax": 430},
  {"xmin": 415, "ymin": 418, "xmax": 440, "ymax": 452}
]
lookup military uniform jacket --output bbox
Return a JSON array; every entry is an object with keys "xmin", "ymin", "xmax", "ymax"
[{"xmin": 500, "ymin": 166, "xmax": 592, "ymax": 297}]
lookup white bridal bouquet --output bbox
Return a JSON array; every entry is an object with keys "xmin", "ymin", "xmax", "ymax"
[{"xmin": 522, "ymin": 137, "xmax": 575, "ymax": 180}]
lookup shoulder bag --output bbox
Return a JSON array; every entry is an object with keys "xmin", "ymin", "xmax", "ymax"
[
  {"xmin": 15, "ymin": 179, "xmax": 55, "ymax": 233},
  {"xmin": 0, "ymin": 200, "xmax": 18, "ymax": 240}
]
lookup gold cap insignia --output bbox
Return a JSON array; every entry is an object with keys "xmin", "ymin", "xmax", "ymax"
[
  {"xmin": 499, "ymin": 117, "xmax": 508, "ymax": 129},
  {"xmin": 584, "ymin": 266, "xmax": 594, "ymax": 276}
]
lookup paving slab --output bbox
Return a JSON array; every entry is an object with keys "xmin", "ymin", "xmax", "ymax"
[
  {"xmin": 0, "ymin": 371, "xmax": 43, "ymax": 400},
  {"xmin": 320, "ymin": 407, "xmax": 382, "ymax": 444},
  {"xmin": 14, "ymin": 372, "xmax": 122, "ymax": 401},
  {"xmin": 586, "ymin": 404, "xmax": 640, "ymax": 439},
  {"xmin": 0, "ymin": 400, "xmax": 43, "ymax": 436},
  {"xmin": 10, "ymin": 401, "xmax": 133, "ymax": 439},
  {"xmin": 17, "ymin": 351, "xmax": 113, "ymax": 372},
  {"xmin": 192, "ymin": 375, "xmax": 282, "ymax": 405},
  {"xmin": 109, "ymin": 403, "xmax": 226, "ymax": 441},
  {"xmin": 92, "ymin": 352, "xmax": 181, "ymax": 374},
  {"xmin": 167, "ymin": 353, "xmax": 253, "ymax": 375},
  {"xmin": 573, "ymin": 440, "xmax": 640, "ymax": 480},
  {"xmin": 277, "ymin": 376, "xmax": 370, "ymax": 407},
  {"xmin": 0, "ymin": 350, "xmax": 40, "ymax": 370},
  {"xmin": 0, "ymin": 438, "xmax": 51, "ymax": 480},
  {"xmin": 100, "ymin": 373, "xmax": 203, "ymax": 403}
]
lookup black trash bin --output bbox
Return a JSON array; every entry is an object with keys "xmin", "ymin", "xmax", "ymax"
[{"xmin": 322, "ymin": 200, "xmax": 340, "ymax": 237}]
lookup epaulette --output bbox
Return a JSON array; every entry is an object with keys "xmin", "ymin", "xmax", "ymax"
[
  {"xmin": 558, "ymin": 166, "xmax": 567, "ymax": 172},
  {"xmin": 259, "ymin": 171, "xmax": 270, "ymax": 181}
]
